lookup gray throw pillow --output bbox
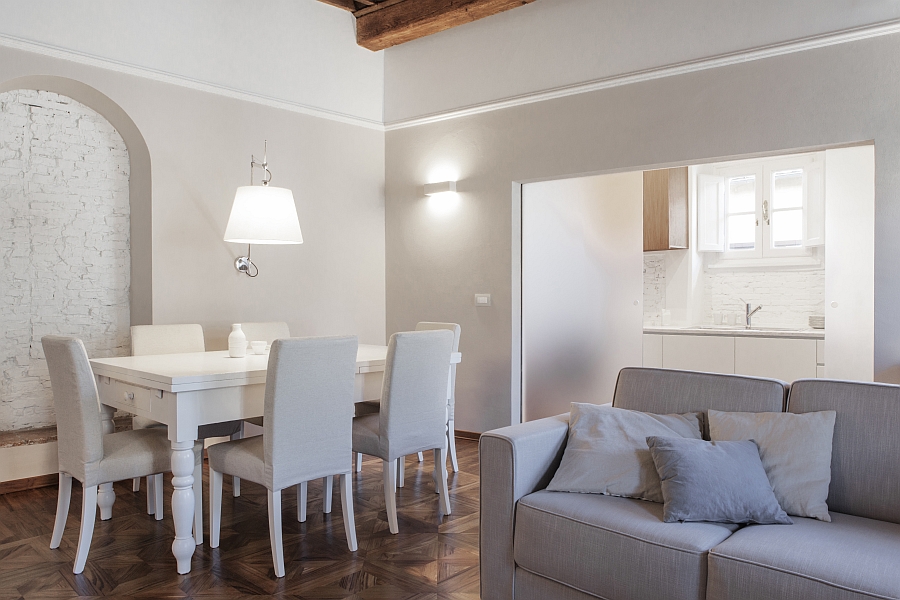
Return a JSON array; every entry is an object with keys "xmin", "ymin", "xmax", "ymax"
[
  {"xmin": 708, "ymin": 410, "xmax": 836, "ymax": 522},
  {"xmin": 547, "ymin": 403, "xmax": 703, "ymax": 503},
  {"xmin": 647, "ymin": 436, "xmax": 793, "ymax": 525}
]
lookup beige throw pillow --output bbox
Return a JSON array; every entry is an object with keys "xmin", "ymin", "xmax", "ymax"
[
  {"xmin": 709, "ymin": 410, "xmax": 836, "ymax": 522},
  {"xmin": 547, "ymin": 403, "xmax": 703, "ymax": 503}
]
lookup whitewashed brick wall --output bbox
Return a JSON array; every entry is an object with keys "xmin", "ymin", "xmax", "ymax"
[
  {"xmin": 702, "ymin": 266, "xmax": 825, "ymax": 329},
  {"xmin": 643, "ymin": 254, "xmax": 666, "ymax": 324},
  {"xmin": 0, "ymin": 90, "xmax": 130, "ymax": 432}
]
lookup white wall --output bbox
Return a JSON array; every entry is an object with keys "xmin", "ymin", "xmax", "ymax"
[
  {"xmin": 0, "ymin": 90, "xmax": 131, "ymax": 430},
  {"xmin": 0, "ymin": 0, "xmax": 384, "ymax": 125},
  {"xmin": 383, "ymin": 0, "xmax": 900, "ymax": 123}
]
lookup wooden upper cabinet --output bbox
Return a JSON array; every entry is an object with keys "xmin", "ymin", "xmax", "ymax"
[{"xmin": 643, "ymin": 167, "xmax": 689, "ymax": 251}]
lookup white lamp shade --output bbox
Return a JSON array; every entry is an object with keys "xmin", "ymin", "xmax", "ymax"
[{"xmin": 223, "ymin": 185, "xmax": 303, "ymax": 244}]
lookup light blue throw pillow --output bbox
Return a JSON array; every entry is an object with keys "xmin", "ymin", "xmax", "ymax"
[{"xmin": 647, "ymin": 436, "xmax": 792, "ymax": 525}]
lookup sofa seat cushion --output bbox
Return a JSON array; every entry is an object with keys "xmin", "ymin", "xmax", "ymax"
[
  {"xmin": 514, "ymin": 491, "xmax": 739, "ymax": 600},
  {"xmin": 708, "ymin": 511, "xmax": 900, "ymax": 600}
]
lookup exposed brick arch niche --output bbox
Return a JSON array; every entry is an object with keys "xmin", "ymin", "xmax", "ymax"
[{"xmin": 0, "ymin": 76, "xmax": 151, "ymax": 434}]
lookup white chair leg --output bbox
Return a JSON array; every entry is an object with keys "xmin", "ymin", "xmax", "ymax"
[
  {"xmin": 132, "ymin": 477, "xmax": 140, "ymax": 493},
  {"xmin": 153, "ymin": 474, "xmax": 164, "ymax": 521},
  {"xmin": 146, "ymin": 475, "xmax": 155, "ymax": 515},
  {"xmin": 356, "ymin": 452, "xmax": 363, "ymax": 473},
  {"xmin": 50, "ymin": 473, "xmax": 72, "ymax": 549},
  {"xmin": 97, "ymin": 482, "xmax": 115, "ymax": 521},
  {"xmin": 267, "ymin": 489, "xmax": 285, "ymax": 578},
  {"xmin": 383, "ymin": 459, "xmax": 398, "ymax": 534},
  {"xmin": 209, "ymin": 469, "xmax": 223, "ymax": 548},
  {"xmin": 448, "ymin": 419, "xmax": 459, "ymax": 473},
  {"xmin": 417, "ymin": 452, "xmax": 424, "ymax": 462},
  {"xmin": 434, "ymin": 448, "xmax": 451, "ymax": 515},
  {"xmin": 297, "ymin": 481, "xmax": 307, "ymax": 523},
  {"xmin": 193, "ymin": 460, "xmax": 203, "ymax": 545},
  {"xmin": 323, "ymin": 476, "xmax": 333, "ymax": 514},
  {"xmin": 73, "ymin": 484, "xmax": 98, "ymax": 574},
  {"xmin": 231, "ymin": 429, "xmax": 242, "ymax": 497},
  {"xmin": 398, "ymin": 456, "xmax": 405, "ymax": 488},
  {"xmin": 339, "ymin": 473, "xmax": 358, "ymax": 551}
]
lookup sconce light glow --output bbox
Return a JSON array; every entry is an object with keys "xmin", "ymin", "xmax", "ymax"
[{"xmin": 428, "ymin": 191, "xmax": 461, "ymax": 214}]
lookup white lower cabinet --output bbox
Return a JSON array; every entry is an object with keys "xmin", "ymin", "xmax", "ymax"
[
  {"xmin": 661, "ymin": 335, "xmax": 735, "ymax": 374},
  {"xmin": 734, "ymin": 337, "xmax": 817, "ymax": 382}
]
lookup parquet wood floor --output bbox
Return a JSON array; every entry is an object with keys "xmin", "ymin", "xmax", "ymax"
[{"xmin": 0, "ymin": 439, "xmax": 480, "ymax": 600}]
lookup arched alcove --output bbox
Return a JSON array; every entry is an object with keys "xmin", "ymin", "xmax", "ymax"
[{"xmin": 0, "ymin": 76, "xmax": 151, "ymax": 326}]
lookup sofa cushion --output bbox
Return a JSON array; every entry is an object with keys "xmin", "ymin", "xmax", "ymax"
[
  {"xmin": 709, "ymin": 409, "xmax": 836, "ymax": 521},
  {"xmin": 514, "ymin": 491, "xmax": 738, "ymax": 600},
  {"xmin": 708, "ymin": 512, "xmax": 900, "ymax": 600},
  {"xmin": 613, "ymin": 368, "xmax": 787, "ymax": 421},
  {"xmin": 788, "ymin": 379, "xmax": 900, "ymax": 525},
  {"xmin": 647, "ymin": 437, "xmax": 792, "ymax": 525},
  {"xmin": 547, "ymin": 404, "xmax": 703, "ymax": 502}
]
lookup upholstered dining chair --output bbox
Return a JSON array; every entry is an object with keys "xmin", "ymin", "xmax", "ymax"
[
  {"xmin": 208, "ymin": 336, "xmax": 360, "ymax": 578},
  {"xmin": 42, "ymin": 335, "xmax": 201, "ymax": 574},
  {"xmin": 355, "ymin": 322, "xmax": 461, "ymax": 488},
  {"xmin": 130, "ymin": 323, "xmax": 243, "ymax": 544},
  {"xmin": 351, "ymin": 329, "xmax": 454, "ymax": 534}
]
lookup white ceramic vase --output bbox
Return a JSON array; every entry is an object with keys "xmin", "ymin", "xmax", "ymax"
[{"xmin": 228, "ymin": 324, "xmax": 247, "ymax": 358}]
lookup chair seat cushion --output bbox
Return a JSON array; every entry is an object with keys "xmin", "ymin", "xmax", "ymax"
[
  {"xmin": 352, "ymin": 414, "xmax": 382, "ymax": 459},
  {"xmin": 90, "ymin": 428, "xmax": 178, "ymax": 487},
  {"xmin": 198, "ymin": 420, "xmax": 243, "ymax": 439},
  {"xmin": 207, "ymin": 435, "xmax": 266, "ymax": 487},
  {"xmin": 514, "ymin": 491, "xmax": 739, "ymax": 600},
  {"xmin": 708, "ymin": 512, "xmax": 900, "ymax": 600}
]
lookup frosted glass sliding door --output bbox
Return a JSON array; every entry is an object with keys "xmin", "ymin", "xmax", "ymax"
[
  {"xmin": 824, "ymin": 145, "xmax": 875, "ymax": 381},
  {"xmin": 522, "ymin": 172, "xmax": 644, "ymax": 421}
]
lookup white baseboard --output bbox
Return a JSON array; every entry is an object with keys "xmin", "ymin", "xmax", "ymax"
[{"xmin": 0, "ymin": 441, "xmax": 58, "ymax": 482}]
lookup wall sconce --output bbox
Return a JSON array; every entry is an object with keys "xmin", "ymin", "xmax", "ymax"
[
  {"xmin": 223, "ymin": 141, "xmax": 303, "ymax": 277},
  {"xmin": 424, "ymin": 181, "xmax": 457, "ymax": 195}
]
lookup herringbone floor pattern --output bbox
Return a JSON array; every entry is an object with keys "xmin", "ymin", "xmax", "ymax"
[{"xmin": 0, "ymin": 439, "xmax": 480, "ymax": 599}]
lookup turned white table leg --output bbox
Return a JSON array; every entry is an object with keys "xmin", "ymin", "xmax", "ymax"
[
  {"xmin": 98, "ymin": 404, "xmax": 116, "ymax": 520},
  {"xmin": 170, "ymin": 440, "xmax": 196, "ymax": 574}
]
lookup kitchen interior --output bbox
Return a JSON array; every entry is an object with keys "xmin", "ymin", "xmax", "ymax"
[
  {"xmin": 641, "ymin": 146, "xmax": 874, "ymax": 385},
  {"xmin": 521, "ymin": 145, "xmax": 874, "ymax": 421}
]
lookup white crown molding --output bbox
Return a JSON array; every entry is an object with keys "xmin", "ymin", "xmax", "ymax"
[
  {"xmin": 0, "ymin": 33, "xmax": 385, "ymax": 131},
  {"xmin": 384, "ymin": 18, "xmax": 900, "ymax": 131}
]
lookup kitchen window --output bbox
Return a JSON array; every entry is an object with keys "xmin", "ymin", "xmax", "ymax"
[{"xmin": 697, "ymin": 153, "xmax": 824, "ymax": 263}]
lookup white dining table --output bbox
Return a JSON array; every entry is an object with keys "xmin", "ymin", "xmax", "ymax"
[{"xmin": 89, "ymin": 344, "xmax": 461, "ymax": 574}]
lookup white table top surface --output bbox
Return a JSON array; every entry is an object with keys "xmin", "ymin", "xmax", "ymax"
[{"xmin": 90, "ymin": 346, "xmax": 461, "ymax": 391}]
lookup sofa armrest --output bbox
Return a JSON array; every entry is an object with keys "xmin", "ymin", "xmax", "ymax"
[{"xmin": 479, "ymin": 414, "xmax": 569, "ymax": 600}]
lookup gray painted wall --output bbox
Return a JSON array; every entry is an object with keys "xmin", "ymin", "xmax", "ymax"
[
  {"xmin": 385, "ymin": 33, "xmax": 900, "ymax": 433},
  {"xmin": 383, "ymin": 0, "xmax": 900, "ymax": 123},
  {"xmin": 0, "ymin": 45, "xmax": 386, "ymax": 354}
]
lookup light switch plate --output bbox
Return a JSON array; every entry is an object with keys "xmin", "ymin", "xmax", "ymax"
[{"xmin": 475, "ymin": 293, "xmax": 491, "ymax": 307}]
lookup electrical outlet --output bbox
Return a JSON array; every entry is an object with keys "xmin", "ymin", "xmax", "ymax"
[{"xmin": 475, "ymin": 294, "xmax": 491, "ymax": 307}]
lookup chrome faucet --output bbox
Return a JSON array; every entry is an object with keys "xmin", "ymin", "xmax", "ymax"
[{"xmin": 743, "ymin": 300, "xmax": 763, "ymax": 329}]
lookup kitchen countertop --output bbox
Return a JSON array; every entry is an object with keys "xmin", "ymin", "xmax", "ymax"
[{"xmin": 643, "ymin": 325, "xmax": 825, "ymax": 340}]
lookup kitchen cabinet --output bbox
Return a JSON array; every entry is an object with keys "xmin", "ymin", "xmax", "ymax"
[
  {"xmin": 734, "ymin": 337, "xmax": 817, "ymax": 382},
  {"xmin": 644, "ymin": 167, "xmax": 688, "ymax": 251},
  {"xmin": 643, "ymin": 334, "xmax": 663, "ymax": 368},
  {"xmin": 661, "ymin": 334, "xmax": 734, "ymax": 373}
]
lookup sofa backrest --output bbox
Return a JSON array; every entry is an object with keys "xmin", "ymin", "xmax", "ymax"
[
  {"xmin": 613, "ymin": 368, "xmax": 787, "ymax": 415},
  {"xmin": 788, "ymin": 379, "xmax": 900, "ymax": 525}
]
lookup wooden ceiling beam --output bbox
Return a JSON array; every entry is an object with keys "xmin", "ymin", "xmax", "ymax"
[
  {"xmin": 355, "ymin": 0, "xmax": 536, "ymax": 51},
  {"xmin": 318, "ymin": 0, "xmax": 358, "ymax": 11}
]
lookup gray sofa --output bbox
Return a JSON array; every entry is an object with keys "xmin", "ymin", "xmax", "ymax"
[{"xmin": 480, "ymin": 367, "xmax": 900, "ymax": 600}]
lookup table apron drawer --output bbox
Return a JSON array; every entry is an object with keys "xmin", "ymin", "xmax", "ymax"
[{"xmin": 97, "ymin": 378, "xmax": 156, "ymax": 414}]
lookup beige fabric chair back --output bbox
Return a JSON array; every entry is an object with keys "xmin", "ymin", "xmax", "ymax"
[
  {"xmin": 415, "ymin": 322, "xmax": 460, "ymax": 407},
  {"xmin": 263, "ymin": 336, "xmax": 358, "ymax": 490},
  {"xmin": 42, "ymin": 336, "xmax": 103, "ymax": 483},
  {"xmin": 131, "ymin": 324, "xmax": 205, "ymax": 356},
  {"xmin": 241, "ymin": 322, "xmax": 291, "ymax": 345},
  {"xmin": 379, "ymin": 330, "xmax": 454, "ymax": 461}
]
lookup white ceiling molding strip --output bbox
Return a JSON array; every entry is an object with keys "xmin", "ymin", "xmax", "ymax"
[
  {"xmin": 0, "ymin": 33, "xmax": 385, "ymax": 132},
  {"xmin": 384, "ymin": 18, "xmax": 900, "ymax": 131}
]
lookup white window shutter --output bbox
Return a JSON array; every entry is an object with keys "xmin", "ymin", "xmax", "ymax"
[
  {"xmin": 697, "ymin": 174, "xmax": 725, "ymax": 252},
  {"xmin": 804, "ymin": 161, "xmax": 825, "ymax": 247}
]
